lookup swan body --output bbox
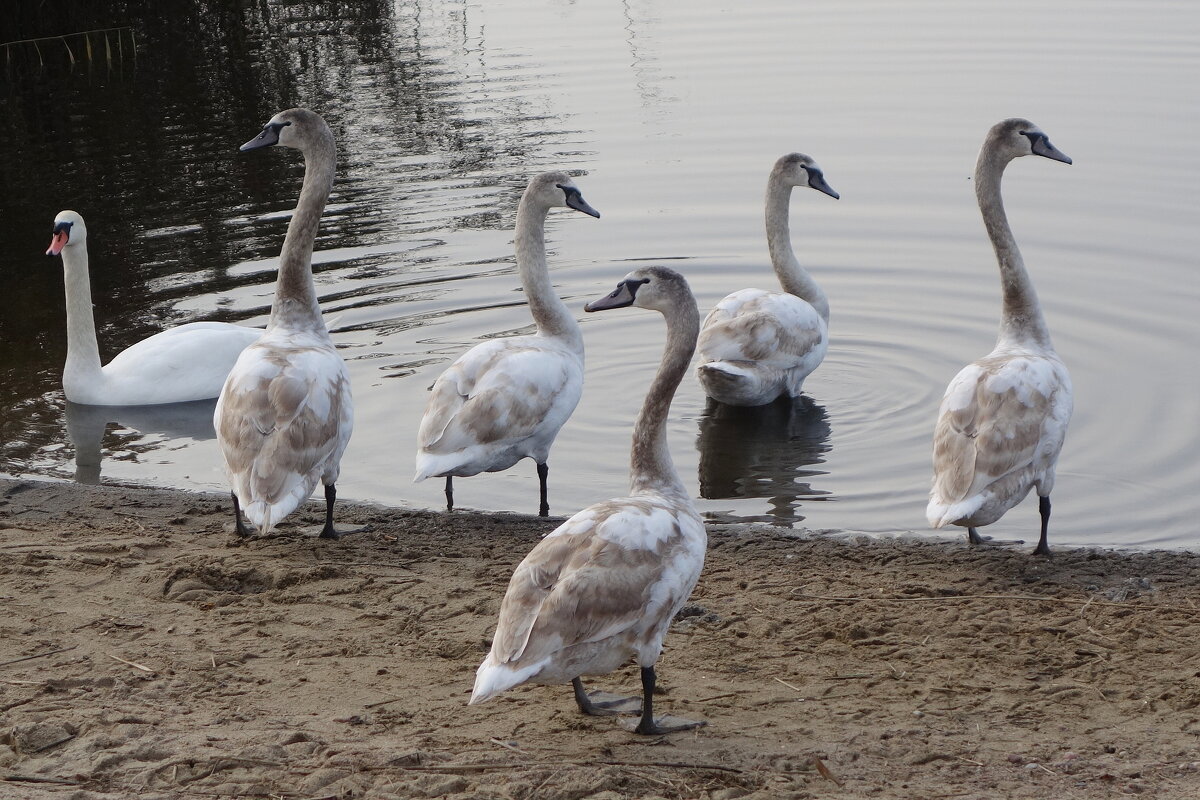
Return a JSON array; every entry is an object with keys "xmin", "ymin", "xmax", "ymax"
[
  {"xmin": 414, "ymin": 172, "xmax": 599, "ymax": 515},
  {"xmin": 215, "ymin": 108, "xmax": 353, "ymax": 538},
  {"xmin": 927, "ymin": 118, "xmax": 1074, "ymax": 556},
  {"xmin": 472, "ymin": 266, "xmax": 706, "ymax": 736},
  {"xmin": 46, "ymin": 210, "xmax": 261, "ymax": 406},
  {"xmin": 696, "ymin": 153, "xmax": 839, "ymax": 406}
]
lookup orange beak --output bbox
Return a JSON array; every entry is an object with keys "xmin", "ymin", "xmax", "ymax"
[{"xmin": 47, "ymin": 230, "xmax": 68, "ymax": 256}]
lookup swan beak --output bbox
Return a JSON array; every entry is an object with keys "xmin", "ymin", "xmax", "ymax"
[
  {"xmin": 240, "ymin": 121, "xmax": 290, "ymax": 152},
  {"xmin": 46, "ymin": 230, "xmax": 68, "ymax": 256},
  {"xmin": 808, "ymin": 171, "xmax": 840, "ymax": 199},
  {"xmin": 566, "ymin": 194, "xmax": 600, "ymax": 219},
  {"xmin": 585, "ymin": 280, "xmax": 638, "ymax": 312},
  {"xmin": 1030, "ymin": 135, "xmax": 1072, "ymax": 165}
]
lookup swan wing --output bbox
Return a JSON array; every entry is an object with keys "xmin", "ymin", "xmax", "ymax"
[
  {"xmin": 931, "ymin": 354, "xmax": 1071, "ymax": 506},
  {"xmin": 489, "ymin": 500, "xmax": 694, "ymax": 668},
  {"xmin": 102, "ymin": 322, "xmax": 262, "ymax": 403},
  {"xmin": 699, "ymin": 290, "xmax": 824, "ymax": 369},
  {"xmin": 418, "ymin": 339, "xmax": 582, "ymax": 454},
  {"xmin": 216, "ymin": 341, "xmax": 351, "ymax": 528}
]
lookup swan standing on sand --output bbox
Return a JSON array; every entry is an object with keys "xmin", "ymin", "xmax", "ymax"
[
  {"xmin": 215, "ymin": 108, "xmax": 353, "ymax": 539},
  {"xmin": 414, "ymin": 172, "xmax": 599, "ymax": 516},
  {"xmin": 927, "ymin": 118, "xmax": 1073, "ymax": 556},
  {"xmin": 471, "ymin": 266, "xmax": 707, "ymax": 736},
  {"xmin": 696, "ymin": 153, "xmax": 839, "ymax": 406},
  {"xmin": 45, "ymin": 211, "xmax": 261, "ymax": 406}
]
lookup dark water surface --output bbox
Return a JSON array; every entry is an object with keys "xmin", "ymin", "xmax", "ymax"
[{"xmin": 2, "ymin": 0, "xmax": 1197, "ymax": 548}]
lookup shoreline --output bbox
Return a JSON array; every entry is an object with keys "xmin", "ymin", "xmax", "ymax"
[{"xmin": 3, "ymin": 476, "xmax": 1200, "ymax": 799}]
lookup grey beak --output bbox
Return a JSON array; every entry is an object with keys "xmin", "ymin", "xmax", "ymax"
[
  {"xmin": 1030, "ymin": 134, "xmax": 1072, "ymax": 165},
  {"xmin": 566, "ymin": 193, "xmax": 601, "ymax": 219},
  {"xmin": 808, "ymin": 170, "xmax": 840, "ymax": 200},
  {"xmin": 240, "ymin": 122, "xmax": 286, "ymax": 152},
  {"xmin": 585, "ymin": 280, "xmax": 637, "ymax": 312}
]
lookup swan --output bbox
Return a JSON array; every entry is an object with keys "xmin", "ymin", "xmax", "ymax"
[
  {"xmin": 414, "ymin": 171, "xmax": 599, "ymax": 516},
  {"xmin": 214, "ymin": 108, "xmax": 353, "ymax": 539},
  {"xmin": 470, "ymin": 266, "xmax": 707, "ymax": 736},
  {"xmin": 927, "ymin": 118, "xmax": 1073, "ymax": 556},
  {"xmin": 695, "ymin": 153, "xmax": 839, "ymax": 406},
  {"xmin": 45, "ymin": 211, "xmax": 261, "ymax": 406}
]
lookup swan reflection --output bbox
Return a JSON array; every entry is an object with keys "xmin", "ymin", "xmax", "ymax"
[
  {"xmin": 65, "ymin": 399, "xmax": 218, "ymax": 484},
  {"xmin": 696, "ymin": 395, "xmax": 832, "ymax": 525}
]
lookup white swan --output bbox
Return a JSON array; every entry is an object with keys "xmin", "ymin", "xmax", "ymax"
[
  {"xmin": 927, "ymin": 118, "xmax": 1074, "ymax": 556},
  {"xmin": 695, "ymin": 153, "xmax": 839, "ymax": 406},
  {"xmin": 45, "ymin": 211, "xmax": 261, "ymax": 406},
  {"xmin": 414, "ymin": 171, "xmax": 599, "ymax": 516},
  {"xmin": 471, "ymin": 266, "xmax": 707, "ymax": 736},
  {"xmin": 215, "ymin": 108, "xmax": 353, "ymax": 539}
]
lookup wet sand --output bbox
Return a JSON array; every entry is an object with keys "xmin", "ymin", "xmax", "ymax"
[{"xmin": 2, "ymin": 476, "xmax": 1199, "ymax": 799}]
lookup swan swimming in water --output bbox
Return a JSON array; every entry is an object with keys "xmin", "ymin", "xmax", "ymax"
[
  {"xmin": 414, "ymin": 171, "xmax": 599, "ymax": 516},
  {"xmin": 696, "ymin": 153, "xmax": 839, "ymax": 407},
  {"xmin": 45, "ymin": 210, "xmax": 261, "ymax": 406},
  {"xmin": 471, "ymin": 266, "xmax": 707, "ymax": 736},
  {"xmin": 927, "ymin": 118, "xmax": 1074, "ymax": 556},
  {"xmin": 215, "ymin": 108, "xmax": 354, "ymax": 539}
]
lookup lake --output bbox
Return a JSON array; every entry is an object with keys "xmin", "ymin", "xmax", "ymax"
[{"xmin": 1, "ymin": 0, "xmax": 1197, "ymax": 549}]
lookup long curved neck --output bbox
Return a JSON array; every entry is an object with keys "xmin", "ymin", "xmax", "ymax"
[
  {"xmin": 765, "ymin": 178, "xmax": 829, "ymax": 322},
  {"xmin": 630, "ymin": 297, "xmax": 699, "ymax": 499},
  {"xmin": 268, "ymin": 134, "xmax": 335, "ymax": 333},
  {"xmin": 59, "ymin": 243, "xmax": 104, "ymax": 382},
  {"xmin": 514, "ymin": 200, "xmax": 582, "ymax": 352},
  {"xmin": 975, "ymin": 147, "xmax": 1052, "ymax": 349}
]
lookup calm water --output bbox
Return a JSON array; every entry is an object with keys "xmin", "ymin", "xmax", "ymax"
[{"xmin": 1, "ymin": 1, "xmax": 1197, "ymax": 549}]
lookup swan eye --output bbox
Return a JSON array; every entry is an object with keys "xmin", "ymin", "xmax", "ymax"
[{"xmin": 52, "ymin": 221, "xmax": 73, "ymax": 236}]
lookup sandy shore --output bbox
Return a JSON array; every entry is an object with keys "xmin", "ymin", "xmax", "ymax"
[{"xmin": 2, "ymin": 476, "xmax": 1199, "ymax": 799}]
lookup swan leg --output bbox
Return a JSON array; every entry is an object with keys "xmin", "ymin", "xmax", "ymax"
[
  {"xmin": 631, "ymin": 666, "xmax": 706, "ymax": 736},
  {"xmin": 444, "ymin": 476, "xmax": 454, "ymax": 511},
  {"xmin": 1033, "ymin": 496, "xmax": 1052, "ymax": 557},
  {"xmin": 571, "ymin": 677, "xmax": 642, "ymax": 716},
  {"xmin": 231, "ymin": 493, "xmax": 253, "ymax": 538},
  {"xmin": 967, "ymin": 527, "xmax": 984, "ymax": 546},
  {"xmin": 317, "ymin": 484, "xmax": 366, "ymax": 540},
  {"xmin": 537, "ymin": 462, "xmax": 549, "ymax": 517}
]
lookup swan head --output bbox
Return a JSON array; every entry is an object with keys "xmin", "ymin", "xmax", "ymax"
[
  {"xmin": 585, "ymin": 266, "xmax": 693, "ymax": 314},
  {"xmin": 240, "ymin": 108, "xmax": 332, "ymax": 153},
  {"xmin": 773, "ymin": 153, "xmax": 839, "ymax": 199},
  {"xmin": 523, "ymin": 171, "xmax": 600, "ymax": 218},
  {"xmin": 46, "ymin": 210, "xmax": 87, "ymax": 257},
  {"xmin": 988, "ymin": 118, "xmax": 1072, "ymax": 165}
]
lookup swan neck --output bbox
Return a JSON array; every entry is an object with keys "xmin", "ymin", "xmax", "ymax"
[
  {"xmin": 975, "ymin": 148, "xmax": 1052, "ymax": 348},
  {"xmin": 765, "ymin": 179, "xmax": 828, "ymax": 322},
  {"xmin": 514, "ymin": 200, "xmax": 582, "ymax": 351},
  {"xmin": 629, "ymin": 298, "xmax": 699, "ymax": 499},
  {"xmin": 269, "ymin": 137, "xmax": 335, "ymax": 333},
  {"xmin": 59, "ymin": 243, "xmax": 104, "ymax": 382}
]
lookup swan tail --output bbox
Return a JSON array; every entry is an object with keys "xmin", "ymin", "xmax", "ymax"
[
  {"xmin": 240, "ymin": 477, "xmax": 316, "ymax": 535},
  {"xmin": 469, "ymin": 658, "xmax": 545, "ymax": 705},
  {"xmin": 696, "ymin": 362, "xmax": 778, "ymax": 407},
  {"xmin": 925, "ymin": 495, "xmax": 985, "ymax": 530}
]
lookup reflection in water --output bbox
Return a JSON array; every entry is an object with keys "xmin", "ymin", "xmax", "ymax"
[
  {"xmin": 65, "ymin": 399, "xmax": 218, "ymax": 484},
  {"xmin": 696, "ymin": 396, "xmax": 832, "ymax": 526}
]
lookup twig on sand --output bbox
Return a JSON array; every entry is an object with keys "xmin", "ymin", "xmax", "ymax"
[
  {"xmin": 792, "ymin": 591, "xmax": 1183, "ymax": 612},
  {"xmin": 490, "ymin": 737, "xmax": 526, "ymax": 754},
  {"xmin": 364, "ymin": 695, "xmax": 405, "ymax": 709},
  {"xmin": 387, "ymin": 759, "xmax": 742, "ymax": 775},
  {"xmin": 2, "ymin": 774, "xmax": 81, "ymax": 786},
  {"xmin": 812, "ymin": 756, "xmax": 843, "ymax": 786},
  {"xmin": 773, "ymin": 677, "xmax": 803, "ymax": 692},
  {"xmin": 107, "ymin": 652, "xmax": 155, "ymax": 673},
  {"xmin": 0, "ymin": 645, "xmax": 77, "ymax": 668}
]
